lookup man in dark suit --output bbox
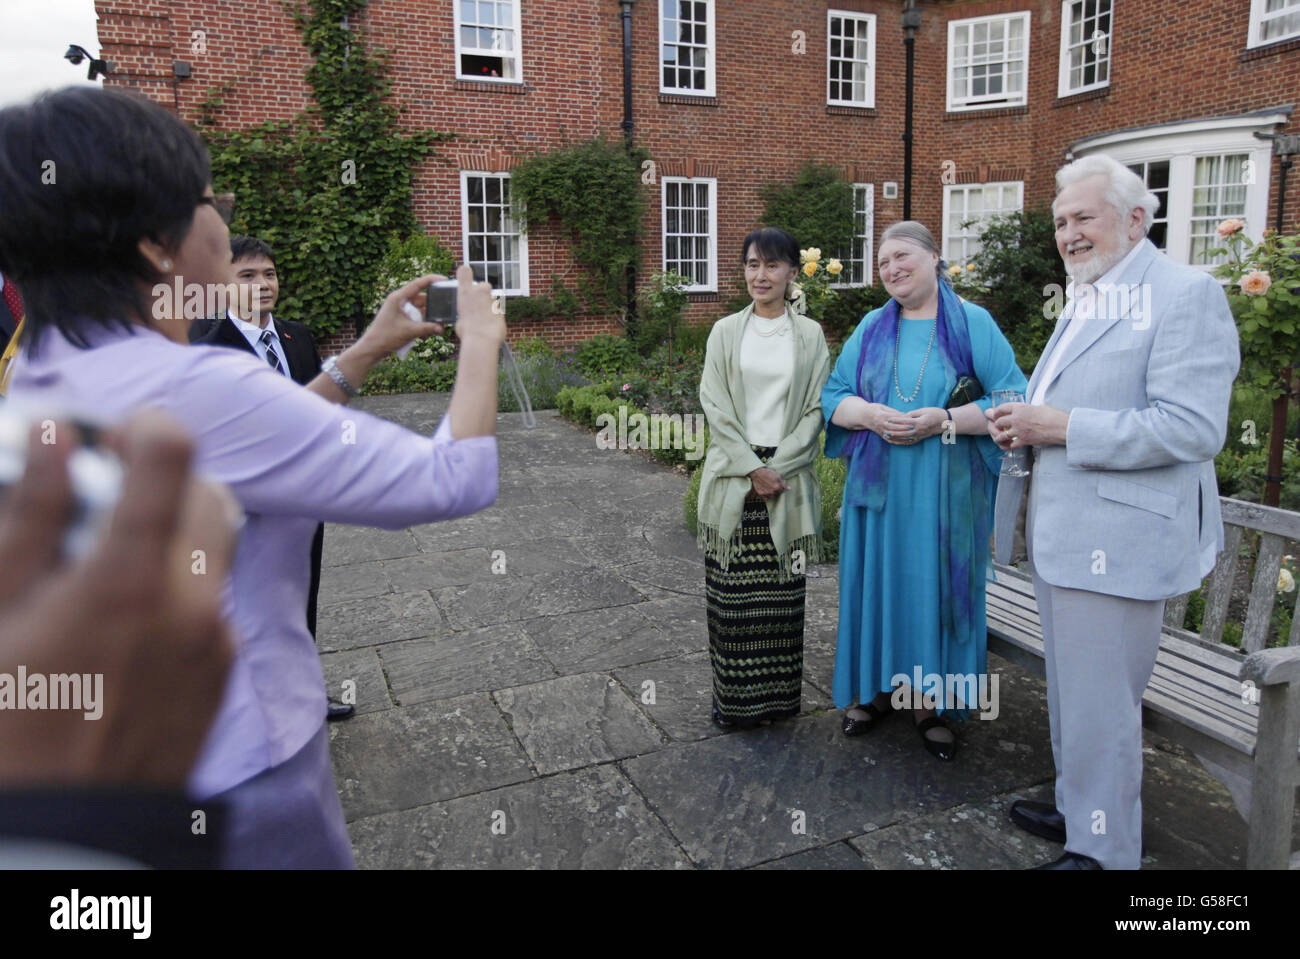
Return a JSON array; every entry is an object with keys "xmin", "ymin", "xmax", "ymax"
[{"xmin": 190, "ymin": 236, "xmax": 354, "ymax": 721}]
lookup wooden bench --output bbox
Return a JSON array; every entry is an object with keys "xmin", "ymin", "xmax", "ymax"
[{"xmin": 985, "ymin": 496, "xmax": 1300, "ymax": 870}]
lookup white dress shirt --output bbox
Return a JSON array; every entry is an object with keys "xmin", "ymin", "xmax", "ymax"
[
  {"xmin": 739, "ymin": 309, "xmax": 795, "ymax": 447},
  {"xmin": 230, "ymin": 310, "xmax": 291, "ymax": 375}
]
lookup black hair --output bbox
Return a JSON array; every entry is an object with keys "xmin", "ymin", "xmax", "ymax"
[
  {"xmin": 0, "ymin": 87, "xmax": 212, "ymax": 351},
  {"xmin": 740, "ymin": 227, "xmax": 800, "ymax": 269},
  {"xmin": 230, "ymin": 235, "xmax": 276, "ymax": 269}
]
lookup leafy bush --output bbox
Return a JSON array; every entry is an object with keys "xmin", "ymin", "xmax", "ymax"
[
  {"xmin": 575, "ymin": 334, "xmax": 637, "ymax": 378},
  {"xmin": 361, "ymin": 355, "xmax": 456, "ymax": 395},
  {"xmin": 506, "ymin": 276, "xmax": 582, "ymax": 324},
  {"xmin": 760, "ymin": 162, "xmax": 856, "ymax": 258},
  {"xmin": 949, "ymin": 209, "xmax": 1062, "ymax": 372},
  {"xmin": 1215, "ymin": 443, "xmax": 1300, "ymax": 510},
  {"xmin": 513, "ymin": 336, "xmax": 555, "ymax": 358},
  {"xmin": 633, "ymin": 270, "xmax": 691, "ymax": 356},
  {"xmin": 821, "ymin": 283, "xmax": 891, "ymax": 345},
  {"xmin": 367, "ymin": 233, "xmax": 456, "ymax": 314}
]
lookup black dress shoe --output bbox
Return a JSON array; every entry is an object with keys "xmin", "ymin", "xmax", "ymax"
[
  {"xmin": 326, "ymin": 698, "xmax": 355, "ymax": 721},
  {"xmin": 1033, "ymin": 851, "xmax": 1102, "ymax": 870},
  {"xmin": 914, "ymin": 715, "xmax": 955, "ymax": 761},
  {"xmin": 1009, "ymin": 799, "xmax": 1065, "ymax": 843},
  {"xmin": 841, "ymin": 701, "xmax": 892, "ymax": 736}
]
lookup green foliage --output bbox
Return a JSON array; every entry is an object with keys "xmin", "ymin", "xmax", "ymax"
[
  {"xmin": 1214, "ymin": 442, "xmax": 1300, "ymax": 511},
  {"xmin": 497, "ymin": 352, "xmax": 589, "ymax": 412},
  {"xmin": 1210, "ymin": 226, "xmax": 1300, "ymax": 398},
  {"xmin": 760, "ymin": 162, "xmax": 856, "ymax": 256},
  {"xmin": 675, "ymin": 321, "xmax": 713, "ymax": 354},
  {"xmin": 505, "ymin": 276, "xmax": 581, "ymax": 324},
  {"xmin": 512, "ymin": 336, "xmax": 555, "ymax": 358},
  {"xmin": 368, "ymin": 233, "xmax": 455, "ymax": 313},
  {"xmin": 821, "ymin": 283, "xmax": 891, "ymax": 345},
  {"xmin": 789, "ymin": 248, "xmax": 841, "ymax": 324},
  {"xmin": 199, "ymin": 0, "xmax": 445, "ymax": 339},
  {"xmin": 575, "ymin": 334, "xmax": 637, "ymax": 378},
  {"xmin": 509, "ymin": 137, "xmax": 650, "ymax": 311},
  {"xmin": 361, "ymin": 355, "xmax": 456, "ymax": 395},
  {"xmin": 949, "ymin": 209, "xmax": 1062, "ymax": 372},
  {"xmin": 633, "ymin": 270, "xmax": 691, "ymax": 356}
]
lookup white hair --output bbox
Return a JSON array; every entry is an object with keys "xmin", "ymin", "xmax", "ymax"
[{"xmin": 1052, "ymin": 154, "xmax": 1159, "ymax": 234}]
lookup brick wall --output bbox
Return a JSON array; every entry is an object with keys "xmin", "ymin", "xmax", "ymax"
[{"xmin": 98, "ymin": 0, "xmax": 1300, "ymax": 350}]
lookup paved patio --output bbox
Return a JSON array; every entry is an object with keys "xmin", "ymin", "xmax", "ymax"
[{"xmin": 318, "ymin": 393, "xmax": 1276, "ymax": 869}]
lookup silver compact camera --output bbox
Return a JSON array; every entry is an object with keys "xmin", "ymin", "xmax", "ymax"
[{"xmin": 424, "ymin": 279, "xmax": 459, "ymax": 327}]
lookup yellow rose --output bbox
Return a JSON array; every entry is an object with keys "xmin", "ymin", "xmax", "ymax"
[
  {"xmin": 802, "ymin": 261, "xmax": 818, "ymax": 276},
  {"xmin": 1279, "ymin": 568, "xmax": 1296, "ymax": 594},
  {"xmin": 808, "ymin": 247, "xmax": 821, "ymax": 262},
  {"xmin": 948, "ymin": 264, "xmax": 963, "ymax": 276},
  {"xmin": 799, "ymin": 249, "xmax": 811, "ymax": 263},
  {"xmin": 966, "ymin": 264, "xmax": 976, "ymax": 271},
  {"xmin": 827, "ymin": 259, "xmax": 843, "ymax": 275}
]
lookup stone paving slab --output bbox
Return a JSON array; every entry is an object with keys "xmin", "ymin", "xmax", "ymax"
[
  {"xmin": 346, "ymin": 765, "xmax": 690, "ymax": 869},
  {"xmin": 319, "ymin": 647, "xmax": 392, "ymax": 717},
  {"xmin": 494, "ymin": 672, "xmax": 667, "ymax": 775},
  {"xmin": 317, "ymin": 589, "xmax": 445, "ymax": 652},
  {"xmin": 431, "ymin": 567, "xmax": 644, "ymax": 630},
  {"xmin": 322, "ymin": 524, "xmax": 421, "ymax": 568},
  {"xmin": 328, "ymin": 693, "xmax": 533, "ymax": 821},
  {"xmin": 380, "ymin": 625, "xmax": 556, "ymax": 705},
  {"xmin": 521, "ymin": 604, "xmax": 693, "ymax": 674}
]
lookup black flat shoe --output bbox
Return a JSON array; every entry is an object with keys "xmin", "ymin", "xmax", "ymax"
[
  {"xmin": 915, "ymin": 715, "xmax": 955, "ymax": 761},
  {"xmin": 841, "ymin": 701, "xmax": 892, "ymax": 736},
  {"xmin": 1033, "ymin": 852, "xmax": 1102, "ymax": 870},
  {"xmin": 1010, "ymin": 800, "xmax": 1066, "ymax": 843},
  {"xmin": 326, "ymin": 698, "xmax": 355, "ymax": 722}
]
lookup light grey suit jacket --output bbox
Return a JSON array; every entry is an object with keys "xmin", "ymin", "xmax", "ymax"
[{"xmin": 993, "ymin": 239, "xmax": 1240, "ymax": 600}]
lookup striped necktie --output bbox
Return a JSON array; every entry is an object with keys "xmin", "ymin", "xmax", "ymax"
[{"xmin": 259, "ymin": 328, "xmax": 286, "ymax": 375}]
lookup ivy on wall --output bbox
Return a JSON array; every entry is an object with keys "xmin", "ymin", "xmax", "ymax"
[
  {"xmin": 508, "ymin": 137, "xmax": 651, "ymax": 315},
  {"xmin": 760, "ymin": 162, "xmax": 856, "ymax": 256},
  {"xmin": 196, "ymin": 0, "xmax": 447, "ymax": 337}
]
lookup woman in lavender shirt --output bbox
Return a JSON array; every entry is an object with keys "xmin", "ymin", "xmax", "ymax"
[{"xmin": 0, "ymin": 88, "xmax": 504, "ymax": 868}]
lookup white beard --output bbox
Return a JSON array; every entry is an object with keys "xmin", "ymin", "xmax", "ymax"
[{"xmin": 1063, "ymin": 231, "xmax": 1130, "ymax": 286}]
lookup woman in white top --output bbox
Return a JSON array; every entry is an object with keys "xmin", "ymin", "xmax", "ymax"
[{"xmin": 696, "ymin": 228, "xmax": 831, "ymax": 728}]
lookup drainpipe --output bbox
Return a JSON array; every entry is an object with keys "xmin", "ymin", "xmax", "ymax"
[
  {"xmin": 902, "ymin": 1, "xmax": 922, "ymax": 221},
  {"xmin": 619, "ymin": 0, "xmax": 638, "ymax": 337}
]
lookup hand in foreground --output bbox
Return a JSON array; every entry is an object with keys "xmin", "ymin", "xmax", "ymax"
[
  {"xmin": 451, "ymin": 263, "xmax": 506, "ymax": 348},
  {"xmin": 986, "ymin": 402, "xmax": 1069, "ymax": 449},
  {"xmin": 0, "ymin": 413, "xmax": 236, "ymax": 788},
  {"xmin": 357, "ymin": 273, "xmax": 450, "ymax": 359},
  {"xmin": 749, "ymin": 466, "xmax": 790, "ymax": 499}
]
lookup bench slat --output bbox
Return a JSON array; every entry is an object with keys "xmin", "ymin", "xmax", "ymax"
[
  {"xmin": 1243, "ymin": 532, "xmax": 1285, "ymax": 653},
  {"xmin": 1222, "ymin": 496, "xmax": 1300, "ymax": 540},
  {"xmin": 1201, "ymin": 524, "xmax": 1243, "ymax": 646}
]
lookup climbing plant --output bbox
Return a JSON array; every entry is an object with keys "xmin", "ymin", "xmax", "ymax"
[
  {"xmin": 196, "ymin": 0, "xmax": 448, "ymax": 337},
  {"xmin": 760, "ymin": 162, "xmax": 856, "ymax": 256},
  {"xmin": 508, "ymin": 137, "xmax": 650, "ymax": 315}
]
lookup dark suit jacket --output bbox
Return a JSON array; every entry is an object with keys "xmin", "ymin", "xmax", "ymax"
[
  {"xmin": 188, "ymin": 314, "xmax": 327, "ymax": 637},
  {"xmin": 189, "ymin": 313, "xmax": 322, "ymax": 387}
]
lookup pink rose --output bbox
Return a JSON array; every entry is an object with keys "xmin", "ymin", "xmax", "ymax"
[
  {"xmin": 1241, "ymin": 270, "xmax": 1272, "ymax": 296},
  {"xmin": 1216, "ymin": 218, "xmax": 1245, "ymax": 237},
  {"xmin": 622, "ymin": 383, "xmax": 631, "ymax": 390}
]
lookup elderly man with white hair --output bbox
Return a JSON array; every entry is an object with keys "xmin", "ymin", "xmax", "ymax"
[{"xmin": 986, "ymin": 154, "xmax": 1240, "ymax": 869}]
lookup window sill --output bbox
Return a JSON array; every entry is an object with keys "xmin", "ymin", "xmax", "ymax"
[
  {"xmin": 687, "ymin": 292, "xmax": 721, "ymax": 302},
  {"xmin": 659, "ymin": 93, "xmax": 718, "ymax": 107},
  {"xmin": 1241, "ymin": 34, "xmax": 1300, "ymax": 60},
  {"xmin": 455, "ymin": 79, "xmax": 529, "ymax": 95},
  {"xmin": 944, "ymin": 104, "xmax": 1029, "ymax": 120},
  {"xmin": 826, "ymin": 104, "xmax": 877, "ymax": 117},
  {"xmin": 1054, "ymin": 86, "xmax": 1110, "ymax": 107}
]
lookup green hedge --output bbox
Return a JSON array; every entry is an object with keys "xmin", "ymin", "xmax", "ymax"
[{"xmin": 556, "ymin": 382, "xmax": 709, "ymax": 471}]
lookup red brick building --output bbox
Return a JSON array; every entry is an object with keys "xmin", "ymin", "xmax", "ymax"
[{"xmin": 96, "ymin": 0, "xmax": 1300, "ymax": 352}]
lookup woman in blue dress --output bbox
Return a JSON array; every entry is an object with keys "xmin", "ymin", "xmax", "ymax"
[{"xmin": 821, "ymin": 221, "xmax": 1027, "ymax": 760}]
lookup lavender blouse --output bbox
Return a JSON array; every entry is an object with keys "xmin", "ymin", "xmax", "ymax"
[{"xmin": 8, "ymin": 323, "xmax": 498, "ymax": 798}]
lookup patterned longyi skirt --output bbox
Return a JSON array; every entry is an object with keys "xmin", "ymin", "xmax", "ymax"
[{"xmin": 704, "ymin": 448, "xmax": 806, "ymax": 728}]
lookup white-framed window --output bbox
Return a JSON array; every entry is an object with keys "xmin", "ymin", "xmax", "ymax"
[
  {"xmin": 833, "ymin": 183, "xmax": 875, "ymax": 287},
  {"xmin": 1058, "ymin": 0, "xmax": 1111, "ymax": 97},
  {"xmin": 942, "ymin": 181, "xmax": 1024, "ymax": 267},
  {"xmin": 1248, "ymin": 0, "xmax": 1300, "ymax": 48},
  {"xmin": 827, "ymin": 11, "xmax": 875, "ymax": 107},
  {"xmin": 1125, "ymin": 160, "xmax": 1170, "ymax": 252},
  {"xmin": 454, "ymin": 0, "xmax": 522, "ymax": 82},
  {"xmin": 1070, "ymin": 113, "xmax": 1281, "ymax": 268},
  {"xmin": 662, "ymin": 177, "xmax": 717, "ymax": 292},
  {"xmin": 660, "ymin": 0, "xmax": 715, "ymax": 96},
  {"xmin": 947, "ymin": 12, "xmax": 1030, "ymax": 111},
  {"xmin": 460, "ymin": 172, "xmax": 527, "ymax": 295}
]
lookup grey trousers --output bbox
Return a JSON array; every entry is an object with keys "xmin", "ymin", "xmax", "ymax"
[
  {"xmin": 209, "ymin": 722, "xmax": 355, "ymax": 869},
  {"xmin": 1027, "ymin": 484, "xmax": 1164, "ymax": 870}
]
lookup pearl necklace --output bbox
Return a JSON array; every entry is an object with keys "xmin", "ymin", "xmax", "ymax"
[{"xmin": 893, "ymin": 315, "xmax": 937, "ymax": 403}]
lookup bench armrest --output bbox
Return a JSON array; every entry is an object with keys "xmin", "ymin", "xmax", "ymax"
[{"xmin": 1240, "ymin": 646, "xmax": 1300, "ymax": 687}]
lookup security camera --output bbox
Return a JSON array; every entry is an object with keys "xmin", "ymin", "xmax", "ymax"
[{"xmin": 64, "ymin": 45, "xmax": 86, "ymax": 66}]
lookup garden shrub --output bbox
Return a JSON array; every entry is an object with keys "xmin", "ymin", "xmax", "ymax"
[{"xmin": 575, "ymin": 335, "xmax": 637, "ymax": 378}]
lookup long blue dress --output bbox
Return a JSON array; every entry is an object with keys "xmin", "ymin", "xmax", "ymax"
[{"xmin": 822, "ymin": 302, "xmax": 1027, "ymax": 715}]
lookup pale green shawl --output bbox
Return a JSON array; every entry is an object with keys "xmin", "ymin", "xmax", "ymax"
[{"xmin": 697, "ymin": 303, "xmax": 832, "ymax": 580}]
